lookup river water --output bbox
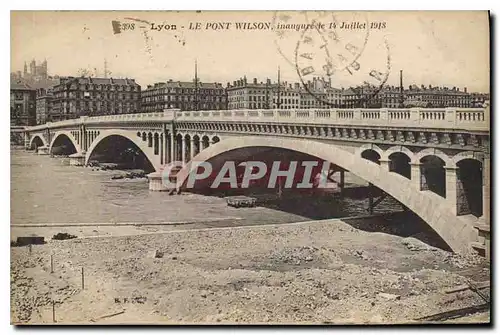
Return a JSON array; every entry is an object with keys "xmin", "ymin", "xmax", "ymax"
[{"xmin": 11, "ymin": 149, "xmax": 402, "ymax": 227}]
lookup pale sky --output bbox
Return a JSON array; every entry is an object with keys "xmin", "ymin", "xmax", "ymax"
[{"xmin": 11, "ymin": 11, "xmax": 490, "ymax": 92}]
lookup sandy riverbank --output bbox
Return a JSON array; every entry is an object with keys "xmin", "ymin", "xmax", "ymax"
[{"xmin": 11, "ymin": 218, "xmax": 489, "ymax": 325}]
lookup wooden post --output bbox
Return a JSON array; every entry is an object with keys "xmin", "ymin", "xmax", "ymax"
[
  {"xmin": 28, "ymin": 244, "xmax": 32, "ymax": 254},
  {"xmin": 50, "ymin": 255, "xmax": 54, "ymax": 273},
  {"xmin": 368, "ymin": 183, "xmax": 374, "ymax": 214},
  {"xmin": 52, "ymin": 300, "xmax": 56, "ymax": 323},
  {"xmin": 81, "ymin": 267, "xmax": 85, "ymax": 290}
]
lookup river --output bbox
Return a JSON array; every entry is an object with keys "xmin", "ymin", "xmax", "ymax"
[{"xmin": 11, "ymin": 148, "xmax": 402, "ymax": 226}]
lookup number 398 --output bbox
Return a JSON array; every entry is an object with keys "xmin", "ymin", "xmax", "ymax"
[{"xmin": 122, "ymin": 23, "xmax": 135, "ymax": 30}]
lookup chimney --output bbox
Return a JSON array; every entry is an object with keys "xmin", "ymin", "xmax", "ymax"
[
  {"xmin": 253, "ymin": 78, "xmax": 257, "ymax": 84},
  {"xmin": 464, "ymin": 87, "xmax": 467, "ymax": 93}
]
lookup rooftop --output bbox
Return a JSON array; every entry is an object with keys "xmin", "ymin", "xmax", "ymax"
[
  {"xmin": 10, "ymin": 79, "xmax": 33, "ymax": 91},
  {"xmin": 59, "ymin": 77, "xmax": 140, "ymax": 86},
  {"xmin": 145, "ymin": 80, "xmax": 224, "ymax": 90}
]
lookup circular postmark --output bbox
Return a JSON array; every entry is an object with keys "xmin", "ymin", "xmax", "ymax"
[
  {"xmin": 293, "ymin": 20, "xmax": 391, "ymax": 108},
  {"xmin": 272, "ymin": 11, "xmax": 370, "ymax": 72}
]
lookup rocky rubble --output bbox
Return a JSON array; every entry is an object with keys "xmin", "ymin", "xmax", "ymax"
[
  {"xmin": 10, "ymin": 250, "xmax": 81, "ymax": 324},
  {"xmin": 10, "ymin": 219, "xmax": 490, "ymax": 324}
]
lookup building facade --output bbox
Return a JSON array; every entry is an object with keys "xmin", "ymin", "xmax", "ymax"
[
  {"xmin": 404, "ymin": 85, "xmax": 471, "ymax": 108},
  {"xmin": 51, "ymin": 77, "xmax": 141, "ymax": 121},
  {"xmin": 11, "ymin": 80, "xmax": 36, "ymax": 126},
  {"xmin": 227, "ymin": 77, "xmax": 345, "ymax": 110},
  {"xmin": 226, "ymin": 77, "xmax": 275, "ymax": 110},
  {"xmin": 142, "ymin": 80, "xmax": 226, "ymax": 112},
  {"xmin": 35, "ymin": 87, "xmax": 54, "ymax": 125}
]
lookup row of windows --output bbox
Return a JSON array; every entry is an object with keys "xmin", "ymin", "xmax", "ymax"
[
  {"xmin": 54, "ymin": 92, "xmax": 140, "ymax": 99},
  {"xmin": 143, "ymin": 95, "xmax": 226, "ymax": 103},
  {"xmin": 143, "ymin": 102, "xmax": 226, "ymax": 111},
  {"xmin": 142, "ymin": 88, "xmax": 225, "ymax": 96},
  {"xmin": 407, "ymin": 95, "xmax": 470, "ymax": 101},
  {"xmin": 57, "ymin": 84, "xmax": 139, "ymax": 92}
]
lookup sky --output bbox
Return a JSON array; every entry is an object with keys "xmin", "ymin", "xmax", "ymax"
[{"xmin": 10, "ymin": 11, "xmax": 490, "ymax": 92}]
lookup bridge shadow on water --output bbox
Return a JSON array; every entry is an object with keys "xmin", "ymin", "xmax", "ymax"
[{"xmin": 194, "ymin": 188, "xmax": 451, "ymax": 252}]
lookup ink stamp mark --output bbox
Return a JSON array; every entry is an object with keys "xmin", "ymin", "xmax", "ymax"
[
  {"xmin": 272, "ymin": 11, "xmax": 370, "ymax": 71},
  {"xmin": 292, "ymin": 14, "xmax": 391, "ymax": 108}
]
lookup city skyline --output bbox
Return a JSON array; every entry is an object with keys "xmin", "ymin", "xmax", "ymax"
[{"xmin": 11, "ymin": 11, "xmax": 489, "ymax": 92}]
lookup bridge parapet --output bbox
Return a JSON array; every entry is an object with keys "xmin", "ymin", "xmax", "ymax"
[
  {"xmin": 175, "ymin": 107, "xmax": 489, "ymax": 131},
  {"xmin": 25, "ymin": 110, "xmax": 178, "ymax": 132},
  {"xmin": 84, "ymin": 110, "xmax": 176, "ymax": 125},
  {"xmin": 23, "ymin": 107, "xmax": 489, "ymax": 133}
]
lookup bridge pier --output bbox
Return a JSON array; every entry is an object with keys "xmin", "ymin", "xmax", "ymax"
[
  {"xmin": 159, "ymin": 134, "xmax": 164, "ymax": 165},
  {"xmin": 69, "ymin": 151, "xmax": 86, "ymax": 166},
  {"xmin": 379, "ymin": 158, "xmax": 390, "ymax": 171},
  {"xmin": 368, "ymin": 183, "xmax": 374, "ymax": 214},
  {"xmin": 188, "ymin": 136, "xmax": 195, "ymax": 162},
  {"xmin": 181, "ymin": 136, "xmax": 187, "ymax": 164},
  {"xmin": 24, "ymin": 133, "xmax": 30, "ymax": 150},
  {"xmin": 170, "ymin": 133, "xmax": 175, "ymax": 163},
  {"xmin": 410, "ymin": 162, "xmax": 421, "ymax": 189},
  {"xmin": 37, "ymin": 146, "xmax": 49, "ymax": 155},
  {"xmin": 474, "ymin": 154, "xmax": 490, "ymax": 259},
  {"xmin": 445, "ymin": 166, "xmax": 458, "ymax": 215},
  {"xmin": 339, "ymin": 170, "xmax": 345, "ymax": 193},
  {"xmin": 147, "ymin": 171, "xmax": 168, "ymax": 191}
]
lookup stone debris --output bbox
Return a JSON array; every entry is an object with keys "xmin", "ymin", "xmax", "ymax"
[
  {"xmin": 52, "ymin": 233, "xmax": 78, "ymax": 241},
  {"xmin": 270, "ymin": 246, "xmax": 320, "ymax": 266},
  {"xmin": 377, "ymin": 292, "xmax": 401, "ymax": 301},
  {"xmin": 402, "ymin": 239, "xmax": 424, "ymax": 252},
  {"xmin": 13, "ymin": 236, "xmax": 45, "ymax": 247},
  {"xmin": 154, "ymin": 250, "xmax": 164, "ymax": 258},
  {"xmin": 354, "ymin": 249, "xmax": 370, "ymax": 260}
]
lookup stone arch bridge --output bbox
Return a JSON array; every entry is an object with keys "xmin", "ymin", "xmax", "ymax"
[{"xmin": 22, "ymin": 107, "xmax": 490, "ymax": 255}]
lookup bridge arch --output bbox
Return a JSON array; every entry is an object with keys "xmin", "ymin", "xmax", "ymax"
[
  {"xmin": 29, "ymin": 134, "xmax": 48, "ymax": 150},
  {"xmin": 356, "ymin": 143, "xmax": 384, "ymax": 158},
  {"xmin": 413, "ymin": 148, "xmax": 453, "ymax": 167},
  {"xmin": 49, "ymin": 131, "xmax": 81, "ymax": 154},
  {"xmin": 381, "ymin": 145, "xmax": 415, "ymax": 161},
  {"xmin": 176, "ymin": 136, "xmax": 477, "ymax": 254},
  {"xmin": 85, "ymin": 129, "xmax": 161, "ymax": 171},
  {"xmin": 452, "ymin": 151, "xmax": 483, "ymax": 165}
]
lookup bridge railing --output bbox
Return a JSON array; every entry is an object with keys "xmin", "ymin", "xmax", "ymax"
[
  {"xmin": 174, "ymin": 107, "xmax": 489, "ymax": 131},
  {"xmin": 83, "ymin": 110, "xmax": 176, "ymax": 125},
  {"xmin": 24, "ymin": 107, "xmax": 489, "ymax": 132},
  {"xmin": 24, "ymin": 110, "xmax": 178, "ymax": 131}
]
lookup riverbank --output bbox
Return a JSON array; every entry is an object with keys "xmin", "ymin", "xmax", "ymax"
[{"xmin": 11, "ymin": 218, "xmax": 489, "ymax": 325}]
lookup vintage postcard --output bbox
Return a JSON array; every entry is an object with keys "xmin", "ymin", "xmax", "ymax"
[{"xmin": 10, "ymin": 10, "xmax": 490, "ymax": 325}]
